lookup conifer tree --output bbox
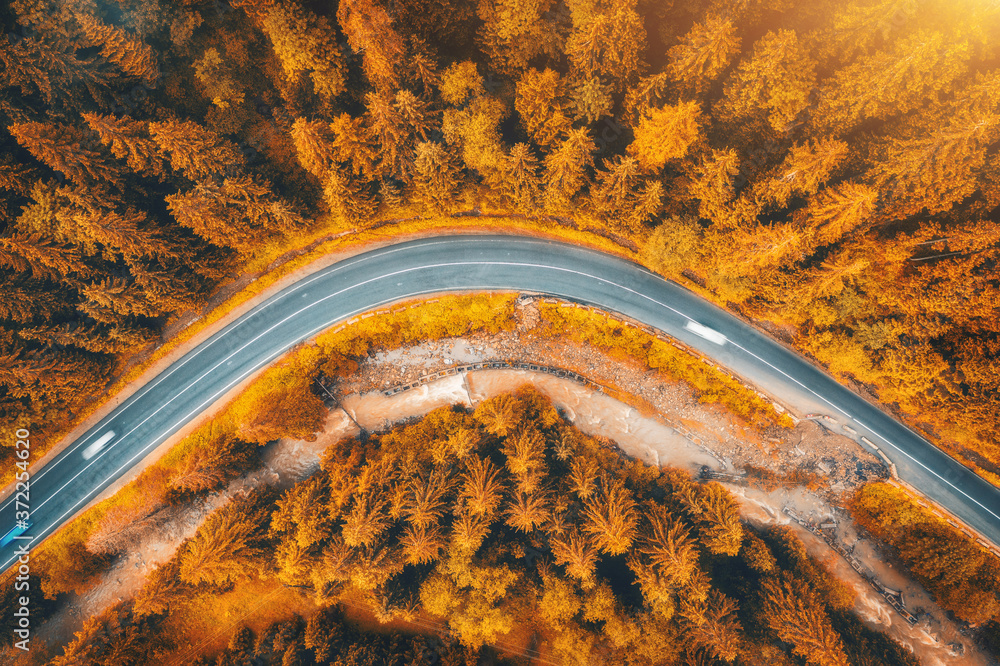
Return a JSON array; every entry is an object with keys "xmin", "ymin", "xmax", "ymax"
[
  {"xmin": 683, "ymin": 148, "xmax": 741, "ymax": 226},
  {"xmin": 403, "ymin": 469, "xmax": 453, "ymax": 529},
  {"xmin": 717, "ymin": 29, "xmax": 816, "ymax": 133},
  {"xmin": 474, "ymin": 393, "xmax": 524, "ymax": 436},
  {"xmin": 0, "ymin": 233, "xmax": 88, "ymax": 281},
  {"xmin": 290, "ymin": 118, "xmax": 338, "ymax": 180},
  {"xmin": 329, "ymin": 113, "xmax": 380, "ymax": 179},
  {"xmin": 505, "ymin": 489, "xmax": 551, "ymax": 532},
  {"xmin": 680, "ymin": 482, "xmax": 743, "ymax": 556},
  {"xmin": 568, "ymin": 457, "xmax": 598, "ymax": 499},
  {"xmin": 452, "ymin": 510, "xmax": 491, "ymax": 553},
  {"xmin": 460, "ymin": 456, "xmax": 505, "ymax": 517},
  {"xmin": 800, "ymin": 181, "xmax": 878, "ymax": 245},
  {"xmin": 565, "ymin": 0, "xmax": 646, "ymax": 91},
  {"xmin": 668, "ymin": 14, "xmax": 741, "ymax": 96},
  {"xmin": 753, "ymin": 138, "xmax": 849, "ymax": 209},
  {"xmin": 413, "ymin": 141, "xmax": 463, "ymax": 213},
  {"xmin": 75, "ymin": 13, "xmax": 159, "ymax": 86},
  {"xmin": 628, "ymin": 101, "xmax": 702, "ymax": 173},
  {"xmin": 867, "ymin": 110, "xmax": 999, "ymax": 221},
  {"xmin": 582, "ymin": 475, "xmax": 638, "ymax": 555},
  {"xmin": 684, "ymin": 590, "xmax": 742, "ymax": 663},
  {"xmin": 402, "ymin": 523, "xmax": 445, "ymax": 564},
  {"xmin": 550, "ymin": 528, "xmax": 600, "ymax": 581},
  {"xmin": 475, "ymin": 0, "xmax": 563, "ymax": 74},
  {"xmin": 501, "ymin": 143, "xmax": 541, "ymax": 210},
  {"xmin": 338, "ymin": 0, "xmax": 407, "ymax": 90},
  {"xmin": 810, "ymin": 30, "xmax": 972, "ymax": 135},
  {"xmin": 82, "ymin": 113, "xmax": 165, "ymax": 179},
  {"xmin": 342, "ymin": 491, "xmax": 392, "ymax": 548},
  {"xmin": 515, "ymin": 68, "xmax": 571, "ymax": 147},
  {"xmin": 9, "ymin": 122, "xmax": 120, "ymax": 186},
  {"xmin": 149, "ymin": 119, "xmax": 244, "ymax": 181},
  {"xmin": 178, "ymin": 496, "xmax": 270, "ymax": 588},
  {"xmin": 761, "ymin": 577, "xmax": 848, "ymax": 666},
  {"xmin": 261, "ymin": 3, "xmax": 346, "ymax": 98},
  {"xmin": 542, "ymin": 127, "xmax": 595, "ymax": 211}
]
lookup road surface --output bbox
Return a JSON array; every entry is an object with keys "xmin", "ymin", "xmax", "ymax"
[{"xmin": 3, "ymin": 235, "xmax": 999, "ymax": 574}]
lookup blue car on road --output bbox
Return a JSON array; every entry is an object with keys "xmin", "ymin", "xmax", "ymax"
[{"xmin": 0, "ymin": 521, "xmax": 32, "ymax": 548}]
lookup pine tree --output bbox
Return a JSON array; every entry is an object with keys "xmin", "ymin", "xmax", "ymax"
[
  {"xmin": 867, "ymin": 109, "xmax": 999, "ymax": 221},
  {"xmin": 680, "ymin": 482, "xmax": 743, "ymax": 556},
  {"xmin": 413, "ymin": 140, "xmax": 463, "ymax": 212},
  {"xmin": 270, "ymin": 475, "xmax": 335, "ymax": 549},
  {"xmin": 505, "ymin": 489, "xmax": 551, "ymax": 533},
  {"xmin": 475, "ymin": 0, "xmax": 563, "ymax": 74},
  {"xmin": 753, "ymin": 138, "xmax": 849, "ymax": 209},
  {"xmin": 322, "ymin": 167, "xmax": 377, "ymax": 225},
  {"xmin": 500, "ymin": 143, "xmax": 541, "ymax": 209},
  {"xmin": 452, "ymin": 510, "xmax": 491, "ymax": 553},
  {"xmin": 568, "ymin": 457, "xmax": 598, "ymax": 499},
  {"xmin": 178, "ymin": 496, "xmax": 270, "ymax": 588},
  {"xmin": 582, "ymin": 475, "xmax": 638, "ymax": 555},
  {"xmin": 79, "ymin": 277, "xmax": 163, "ymax": 319},
  {"xmin": 590, "ymin": 156, "xmax": 662, "ymax": 232},
  {"xmin": 761, "ymin": 576, "xmax": 848, "ymax": 666},
  {"xmin": 193, "ymin": 47, "xmax": 245, "ymax": 109},
  {"xmin": 636, "ymin": 504, "xmax": 698, "ymax": 586},
  {"xmin": 550, "ymin": 528, "xmax": 600, "ymax": 581},
  {"xmin": 260, "ymin": 3, "xmax": 346, "ymax": 98},
  {"xmin": 668, "ymin": 14, "xmax": 741, "ymax": 96},
  {"xmin": 329, "ymin": 113, "xmax": 379, "ymax": 179},
  {"xmin": 9, "ymin": 122, "xmax": 120, "ymax": 186},
  {"xmin": 460, "ymin": 456, "xmax": 505, "ymax": 517},
  {"xmin": 565, "ymin": 0, "xmax": 646, "ymax": 91},
  {"xmin": 684, "ymin": 590, "xmax": 742, "ymax": 663},
  {"xmin": 165, "ymin": 183, "xmax": 249, "ymax": 252},
  {"xmin": 394, "ymin": 90, "xmax": 437, "ymax": 143},
  {"xmin": 0, "ymin": 233, "xmax": 88, "ymax": 280},
  {"xmin": 808, "ymin": 0, "xmax": 917, "ymax": 65},
  {"xmin": 568, "ymin": 76, "xmax": 615, "ymax": 124},
  {"xmin": 364, "ymin": 91, "xmax": 411, "ymax": 179},
  {"xmin": 628, "ymin": 101, "xmax": 702, "ymax": 173},
  {"xmin": 810, "ymin": 30, "xmax": 971, "ymax": 135},
  {"xmin": 683, "ymin": 148, "xmax": 741, "ymax": 226},
  {"xmin": 149, "ymin": 119, "xmax": 244, "ymax": 181},
  {"xmin": 515, "ymin": 68, "xmax": 571, "ymax": 147},
  {"xmin": 717, "ymin": 29, "xmax": 816, "ymax": 133},
  {"xmin": 82, "ymin": 113, "xmax": 165, "ymax": 178},
  {"xmin": 342, "ymin": 491, "xmax": 392, "ymax": 548},
  {"xmin": 403, "ymin": 469, "xmax": 452, "ymax": 529},
  {"xmin": 402, "ymin": 523, "xmax": 445, "ymax": 564},
  {"xmin": 0, "ymin": 33, "xmax": 111, "ymax": 107},
  {"xmin": 542, "ymin": 127, "xmax": 595, "ymax": 211},
  {"xmin": 75, "ymin": 13, "xmax": 159, "ymax": 86},
  {"xmin": 800, "ymin": 181, "xmax": 878, "ymax": 245},
  {"xmin": 474, "ymin": 393, "xmax": 524, "ymax": 436},
  {"xmin": 338, "ymin": 0, "xmax": 407, "ymax": 90}
]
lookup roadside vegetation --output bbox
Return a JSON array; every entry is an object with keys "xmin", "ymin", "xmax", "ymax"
[
  {"xmin": 25, "ymin": 389, "xmax": 920, "ymax": 665},
  {"xmin": 850, "ymin": 481, "xmax": 1000, "ymax": 627},
  {"xmin": 2, "ymin": 0, "xmax": 999, "ymax": 492}
]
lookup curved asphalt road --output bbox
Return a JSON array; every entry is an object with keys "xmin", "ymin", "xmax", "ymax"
[{"xmin": 3, "ymin": 235, "xmax": 1000, "ymax": 574}]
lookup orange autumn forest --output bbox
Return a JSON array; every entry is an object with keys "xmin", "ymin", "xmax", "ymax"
[{"xmin": 0, "ymin": 0, "xmax": 999, "ymax": 664}]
